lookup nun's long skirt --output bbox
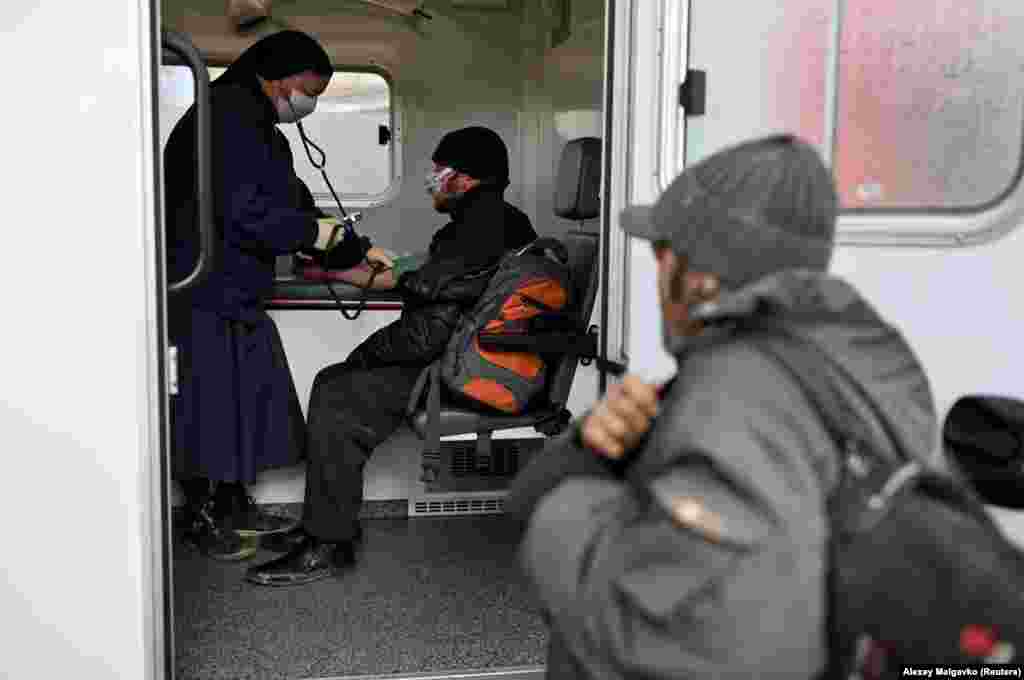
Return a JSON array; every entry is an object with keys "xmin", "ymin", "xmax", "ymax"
[{"xmin": 170, "ymin": 304, "xmax": 306, "ymax": 484}]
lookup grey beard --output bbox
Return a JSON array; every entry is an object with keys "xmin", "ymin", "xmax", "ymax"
[
  {"xmin": 662, "ymin": 326, "xmax": 688, "ymax": 356},
  {"xmin": 661, "ymin": 300, "xmax": 722, "ymax": 356}
]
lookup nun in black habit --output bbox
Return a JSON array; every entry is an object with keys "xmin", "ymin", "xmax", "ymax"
[{"xmin": 164, "ymin": 30, "xmax": 387, "ymax": 559}]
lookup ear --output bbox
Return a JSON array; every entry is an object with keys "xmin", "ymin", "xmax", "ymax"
[{"xmin": 654, "ymin": 247, "xmax": 677, "ymax": 279}]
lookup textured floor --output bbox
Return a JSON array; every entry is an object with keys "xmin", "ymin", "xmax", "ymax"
[{"xmin": 173, "ymin": 516, "xmax": 548, "ymax": 680}]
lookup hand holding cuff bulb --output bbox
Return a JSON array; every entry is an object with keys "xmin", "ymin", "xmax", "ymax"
[{"xmin": 315, "ymin": 217, "xmax": 345, "ymax": 251}]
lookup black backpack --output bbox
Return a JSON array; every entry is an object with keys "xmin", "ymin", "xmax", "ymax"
[
  {"xmin": 440, "ymin": 238, "xmax": 575, "ymax": 414},
  {"xmin": 944, "ymin": 395, "xmax": 1024, "ymax": 510},
  {"xmin": 750, "ymin": 327, "xmax": 1024, "ymax": 679}
]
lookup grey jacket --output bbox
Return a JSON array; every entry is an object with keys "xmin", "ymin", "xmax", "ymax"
[{"xmin": 513, "ymin": 270, "xmax": 937, "ymax": 679}]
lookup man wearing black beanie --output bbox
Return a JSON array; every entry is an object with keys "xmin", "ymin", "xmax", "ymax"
[
  {"xmin": 431, "ymin": 125, "xmax": 511, "ymax": 191},
  {"xmin": 247, "ymin": 126, "xmax": 538, "ymax": 586}
]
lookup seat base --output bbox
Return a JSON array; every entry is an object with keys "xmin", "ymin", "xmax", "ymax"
[{"xmin": 411, "ymin": 405, "xmax": 559, "ymax": 439}]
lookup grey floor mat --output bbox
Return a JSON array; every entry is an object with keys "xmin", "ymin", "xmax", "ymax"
[{"xmin": 173, "ymin": 516, "xmax": 549, "ymax": 680}]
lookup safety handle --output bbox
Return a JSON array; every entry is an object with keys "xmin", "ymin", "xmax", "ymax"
[{"xmin": 162, "ymin": 30, "xmax": 214, "ymax": 295}]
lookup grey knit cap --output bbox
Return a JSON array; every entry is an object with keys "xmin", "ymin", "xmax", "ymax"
[{"xmin": 620, "ymin": 134, "xmax": 838, "ymax": 290}]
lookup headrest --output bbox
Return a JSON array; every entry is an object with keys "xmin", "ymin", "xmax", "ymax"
[{"xmin": 554, "ymin": 137, "xmax": 602, "ymax": 221}]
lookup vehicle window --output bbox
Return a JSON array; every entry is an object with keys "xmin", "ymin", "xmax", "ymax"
[
  {"xmin": 158, "ymin": 66, "xmax": 395, "ymax": 204},
  {"xmin": 834, "ymin": 2, "xmax": 1024, "ymax": 211}
]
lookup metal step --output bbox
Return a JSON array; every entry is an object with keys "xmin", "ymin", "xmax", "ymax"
[{"xmin": 306, "ymin": 666, "xmax": 545, "ymax": 680}]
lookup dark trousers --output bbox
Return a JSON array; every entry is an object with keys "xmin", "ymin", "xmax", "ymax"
[
  {"xmin": 546, "ymin": 629, "xmax": 587, "ymax": 679},
  {"xmin": 302, "ymin": 361, "xmax": 425, "ymax": 542}
]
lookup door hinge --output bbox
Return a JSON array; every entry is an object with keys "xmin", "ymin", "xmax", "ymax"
[
  {"xmin": 167, "ymin": 345, "xmax": 179, "ymax": 396},
  {"xmin": 679, "ymin": 69, "xmax": 707, "ymax": 117},
  {"xmin": 579, "ymin": 325, "xmax": 627, "ymax": 376}
]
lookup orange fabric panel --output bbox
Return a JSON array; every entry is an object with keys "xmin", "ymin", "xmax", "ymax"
[
  {"xmin": 500, "ymin": 299, "xmax": 539, "ymax": 322},
  {"xmin": 473, "ymin": 338, "xmax": 543, "ymax": 379},
  {"xmin": 521, "ymin": 279, "xmax": 568, "ymax": 309},
  {"xmin": 462, "ymin": 378, "xmax": 520, "ymax": 414},
  {"xmin": 499, "ymin": 281, "xmax": 569, "ymax": 322}
]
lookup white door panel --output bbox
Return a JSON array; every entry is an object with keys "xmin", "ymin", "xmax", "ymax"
[
  {"xmin": 670, "ymin": 0, "xmax": 1024, "ymax": 426},
  {"xmin": 0, "ymin": 1, "xmax": 164, "ymax": 678}
]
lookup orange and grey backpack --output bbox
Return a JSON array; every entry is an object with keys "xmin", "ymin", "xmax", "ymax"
[{"xmin": 440, "ymin": 239, "xmax": 575, "ymax": 414}]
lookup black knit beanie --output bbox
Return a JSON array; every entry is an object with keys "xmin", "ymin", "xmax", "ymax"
[
  {"xmin": 217, "ymin": 30, "xmax": 332, "ymax": 86},
  {"xmin": 431, "ymin": 126, "xmax": 510, "ymax": 189}
]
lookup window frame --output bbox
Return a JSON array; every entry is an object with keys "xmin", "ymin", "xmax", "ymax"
[
  {"xmin": 641, "ymin": 1, "xmax": 1024, "ymax": 248},
  {"xmin": 162, "ymin": 60, "xmax": 403, "ymax": 210},
  {"xmin": 825, "ymin": 3, "xmax": 1024, "ymax": 248},
  {"xmin": 603, "ymin": 0, "xmax": 692, "ymax": 375},
  {"xmin": 284, "ymin": 64, "xmax": 402, "ymax": 210}
]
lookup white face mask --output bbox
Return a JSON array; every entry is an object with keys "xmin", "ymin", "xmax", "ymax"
[{"xmin": 276, "ymin": 91, "xmax": 317, "ymax": 124}]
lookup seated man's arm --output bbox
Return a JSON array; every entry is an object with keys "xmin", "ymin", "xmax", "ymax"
[
  {"xmin": 330, "ymin": 247, "xmax": 413, "ymax": 289},
  {"xmin": 332, "ymin": 263, "xmax": 397, "ymax": 290},
  {"xmin": 348, "ymin": 301, "xmax": 461, "ymax": 366}
]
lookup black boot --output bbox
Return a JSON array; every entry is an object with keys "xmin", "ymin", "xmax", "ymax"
[
  {"xmin": 181, "ymin": 499, "xmax": 258, "ymax": 562},
  {"xmin": 177, "ymin": 478, "xmax": 255, "ymax": 561},
  {"xmin": 213, "ymin": 482, "xmax": 297, "ymax": 538},
  {"xmin": 245, "ymin": 533, "xmax": 356, "ymax": 586}
]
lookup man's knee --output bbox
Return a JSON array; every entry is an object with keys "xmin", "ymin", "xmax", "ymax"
[{"xmin": 309, "ymin": 362, "xmax": 362, "ymax": 414}]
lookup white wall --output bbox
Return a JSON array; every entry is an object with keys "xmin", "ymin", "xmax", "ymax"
[{"xmin": 0, "ymin": 1, "xmax": 162, "ymax": 678}]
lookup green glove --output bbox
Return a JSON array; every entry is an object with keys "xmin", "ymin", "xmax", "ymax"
[{"xmin": 391, "ymin": 251, "xmax": 430, "ymax": 280}]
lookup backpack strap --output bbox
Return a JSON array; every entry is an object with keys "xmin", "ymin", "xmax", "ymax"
[
  {"xmin": 741, "ymin": 325, "xmax": 913, "ymax": 680},
  {"xmin": 516, "ymin": 237, "xmax": 569, "ymax": 264},
  {"xmin": 747, "ymin": 332, "xmax": 864, "ymax": 450},
  {"xmin": 739, "ymin": 326, "xmax": 868, "ymax": 475},
  {"xmin": 744, "ymin": 325, "xmax": 942, "ymax": 525}
]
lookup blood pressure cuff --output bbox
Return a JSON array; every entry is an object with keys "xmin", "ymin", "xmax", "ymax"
[{"xmin": 295, "ymin": 231, "xmax": 371, "ymax": 279}]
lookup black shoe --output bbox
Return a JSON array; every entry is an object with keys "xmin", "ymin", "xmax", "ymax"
[
  {"xmin": 260, "ymin": 524, "xmax": 363, "ymax": 553},
  {"xmin": 214, "ymin": 489, "xmax": 298, "ymax": 538},
  {"xmin": 258, "ymin": 526, "xmax": 308, "ymax": 553},
  {"xmin": 181, "ymin": 502, "xmax": 258, "ymax": 562},
  {"xmin": 245, "ymin": 536, "xmax": 356, "ymax": 586}
]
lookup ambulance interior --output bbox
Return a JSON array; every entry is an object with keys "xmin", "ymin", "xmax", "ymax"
[{"xmin": 160, "ymin": 1, "xmax": 607, "ymax": 678}]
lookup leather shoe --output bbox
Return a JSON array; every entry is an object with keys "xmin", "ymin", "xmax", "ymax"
[
  {"xmin": 245, "ymin": 536, "xmax": 355, "ymax": 586},
  {"xmin": 261, "ymin": 525, "xmax": 363, "ymax": 553}
]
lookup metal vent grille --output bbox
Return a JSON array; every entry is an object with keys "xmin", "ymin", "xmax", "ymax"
[
  {"xmin": 445, "ymin": 437, "xmax": 545, "ymax": 477},
  {"xmin": 409, "ymin": 494, "xmax": 506, "ymax": 517}
]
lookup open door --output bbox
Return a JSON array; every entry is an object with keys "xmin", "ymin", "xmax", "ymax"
[
  {"xmin": 605, "ymin": 0, "xmax": 693, "ymax": 383},
  {"xmin": 0, "ymin": 0, "xmax": 171, "ymax": 678}
]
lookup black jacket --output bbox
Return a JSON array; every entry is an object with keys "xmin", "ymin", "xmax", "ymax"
[
  {"xmin": 348, "ymin": 186, "xmax": 537, "ymax": 368},
  {"xmin": 164, "ymin": 75, "xmax": 366, "ymax": 320}
]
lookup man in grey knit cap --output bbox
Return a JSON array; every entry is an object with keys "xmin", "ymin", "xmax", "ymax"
[{"xmin": 506, "ymin": 134, "xmax": 937, "ymax": 678}]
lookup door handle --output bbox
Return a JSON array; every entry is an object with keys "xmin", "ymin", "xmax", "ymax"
[{"xmin": 161, "ymin": 30, "xmax": 214, "ymax": 295}]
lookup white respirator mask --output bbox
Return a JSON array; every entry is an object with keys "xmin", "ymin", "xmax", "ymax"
[{"xmin": 277, "ymin": 91, "xmax": 318, "ymax": 124}]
